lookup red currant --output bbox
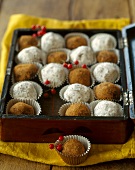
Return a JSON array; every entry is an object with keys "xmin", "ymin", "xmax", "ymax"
[
  {"xmin": 67, "ymin": 64, "xmax": 72, "ymax": 69},
  {"xmin": 51, "ymin": 89, "xmax": 56, "ymax": 95},
  {"xmin": 41, "ymin": 26, "xmax": 46, "ymax": 32},
  {"xmin": 56, "ymin": 144, "xmax": 63, "ymax": 151},
  {"xmin": 63, "ymin": 62, "xmax": 68, "ymax": 68},
  {"xmin": 49, "ymin": 144, "xmax": 54, "ymax": 149},
  {"xmin": 44, "ymin": 93, "xmax": 49, "ymax": 98},
  {"xmin": 82, "ymin": 64, "xmax": 87, "ymax": 68},
  {"xmin": 44, "ymin": 80, "xmax": 50, "ymax": 85},
  {"xmin": 74, "ymin": 60, "xmax": 79, "ymax": 65},
  {"xmin": 37, "ymin": 30, "xmax": 44, "ymax": 36},
  {"xmin": 32, "ymin": 33, "xmax": 37, "ymax": 37},
  {"xmin": 58, "ymin": 136, "xmax": 64, "ymax": 141},
  {"xmin": 31, "ymin": 25, "xmax": 36, "ymax": 30}
]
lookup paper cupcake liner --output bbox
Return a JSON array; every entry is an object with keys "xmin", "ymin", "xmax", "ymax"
[
  {"xmin": 65, "ymin": 32, "xmax": 90, "ymax": 47},
  {"xmin": 89, "ymin": 100, "xmax": 123, "ymax": 117},
  {"xmin": 95, "ymin": 49, "xmax": 120, "ymax": 64},
  {"xmin": 38, "ymin": 64, "xmax": 68, "ymax": 88},
  {"xmin": 90, "ymin": 62, "xmax": 120, "ymax": 83},
  {"xmin": 67, "ymin": 65, "xmax": 95, "ymax": 88},
  {"xmin": 89, "ymin": 33, "xmax": 117, "ymax": 52},
  {"xmin": 54, "ymin": 135, "xmax": 91, "ymax": 165},
  {"xmin": 59, "ymin": 85, "xmax": 95, "ymax": 103},
  {"xmin": 11, "ymin": 62, "xmax": 43, "ymax": 84},
  {"xmin": 93, "ymin": 84, "xmax": 122, "ymax": 101},
  {"xmin": 58, "ymin": 102, "xmax": 91, "ymax": 116},
  {"xmin": 9, "ymin": 80, "xmax": 43, "ymax": 100},
  {"xmin": 6, "ymin": 98, "xmax": 41, "ymax": 115},
  {"xmin": 43, "ymin": 48, "xmax": 71, "ymax": 65}
]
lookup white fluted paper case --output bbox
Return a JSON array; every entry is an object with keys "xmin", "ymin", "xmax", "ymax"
[
  {"xmin": 6, "ymin": 98, "xmax": 41, "ymax": 115},
  {"xmin": 58, "ymin": 102, "xmax": 92, "ymax": 116},
  {"xmin": 54, "ymin": 135, "xmax": 91, "ymax": 165}
]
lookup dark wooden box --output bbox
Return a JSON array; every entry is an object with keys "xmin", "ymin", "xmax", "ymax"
[{"xmin": 0, "ymin": 24, "xmax": 135, "ymax": 144}]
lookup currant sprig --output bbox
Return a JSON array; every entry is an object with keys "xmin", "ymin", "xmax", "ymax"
[
  {"xmin": 49, "ymin": 136, "xmax": 64, "ymax": 151},
  {"xmin": 31, "ymin": 25, "xmax": 46, "ymax": 37},
  {"xmin": 43, "ymin": 88, "xmax": 57, "ymax": 99}
]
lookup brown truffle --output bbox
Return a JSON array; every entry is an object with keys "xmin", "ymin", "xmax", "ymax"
[
  {"xmin": 94, "ymin": 82, "xmax": 121, "ymax": 100},
  {"xmin": 62, "ymin": 139, "xmax": 85, "ymax": 156},
  {"xmin": 47, "ymin": 51, "xmax": 67, "ymax": 64},
  {"xmin": 18, "ymin": 35, "xmax": 38, "ymax": 51},
  {"xmin": 13, "ymin": 63, "xmax": 38, "ymax": 82},
  {"xmin": 66, "ymin": 36, "xmax": 87, "ymax": 50},
  {"xmin": 65, "ymin": 103, "xmax": 91, "ymax": 116},
  {"xmin": 9, "ymin": 102, "xmax": 35, "ymax": 115},
  {"xmin": 97, "ymin": 50, "xmax": 118, "ymax": 63},
  {"xmin": 69, "ymin": 68, "xmax": 91, "ymax": 86}
]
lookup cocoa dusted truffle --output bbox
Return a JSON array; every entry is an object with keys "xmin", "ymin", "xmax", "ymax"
[
  {"xmin": 65, "ymin": 103, "xmax": 91, "ymax": 116},
  {"xmin": 9, "ymin": 102, "xmax": 34, "ymax": 115},
  {"xmin": 47, "ymin": 51, "xmax": 67, "ymax": 64},
  {"xmin": 94, "ymin": 82, "xmax": 121, "ymax": 100},
  {"xmin": 18, "ymin": 35, "xmax": 38, "ymax": 51},
  {"xmin": 97, "ymin": 50, "xmax": 118, "ymax": 63},
  {"xmin": 66, "ymin": 35, "xmax": 87, "ymax": 50},
  {"xmin": 62, "ymin": 138, "xmax": 85, "ymax": 156},
  {"xmin": 13, "ymin": 63, "xmax": 38, "ymax": 82},
  {"xmin": 68, "ymin": 67, "xmax": 91, "ymax": 86}
]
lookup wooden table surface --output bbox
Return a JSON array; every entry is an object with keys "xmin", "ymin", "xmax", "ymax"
[{"xmin": 0, "ymin": 0, "xmax": 135, "ymax": 169}]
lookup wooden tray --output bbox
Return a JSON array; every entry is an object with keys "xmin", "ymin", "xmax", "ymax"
[{"xmin": 0, "ymin": 27, "xmax": 135, "ymax": 144}]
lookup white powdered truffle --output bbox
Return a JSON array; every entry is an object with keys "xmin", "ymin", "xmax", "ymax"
[
  {"xmin": 90, "ymin": 33, "xmax": 117, "ymax": 51},
  {"xmin": 16, "ymin": 46, "xmax": 45, "ymax": 63},
  {"xmin": 94, "ymin": 100, "xmax": 123, "ymax": 116},
  {"xmin": 63, "ymin": 83, "xmax": 91, "ymax": 103},
  {"xmin": 41, "ymin": 32, "xmax": 65, "ymax": 52},
  {"xmin": 12, "ymin": 81, "xmax": 37, "ymax": 100},
  {"xmin": 40, "ymin": 63, "xmax": 67, "ymax": 87},
  {"xmin": 70, "ymin": 46, "xmax": 96, "ymax": 65},
  {"xmin": 93, "ymin": 62, "xmax": 120, "ymax": 83}
]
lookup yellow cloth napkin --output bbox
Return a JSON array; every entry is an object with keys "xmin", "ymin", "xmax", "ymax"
[{"xmin": 0, "ymin": 14, "xmax": 135, "ymax": 166}]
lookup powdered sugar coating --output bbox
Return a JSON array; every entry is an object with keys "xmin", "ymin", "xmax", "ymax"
[
  {"xmin": 70, "ymin": 46, "xmax": 96, "ymax": 65},
  {"xmin": 94, "ymin": 100, "xmax": 123, "ymax": 116},
  {"xmin": 40, "ymin": 63, "xmax": 67, "ymax": 87},
  {"xmin": 93, "ymin": 62, "xmax": 119, "ymax": 83},
  {"xmin": 90, "ymin": 33, "xmax": 117, "ymax": 51},
  {"xmin": 41, "ymin": 32, "xmax": 65, "ymax": 52},
  {"xmin": 63, "ymin": 83, "xmax": 91, "ymax": 103},
  {"xmin": 16, "ymin": 46, "xmax": 45, "ymax": 64},
  {"xmin": 12, "ymin": 81, "xmax": 37, "ymax": 100}
]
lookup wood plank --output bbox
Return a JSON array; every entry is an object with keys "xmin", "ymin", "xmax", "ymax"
[
  {"xmin": 0, "ymin": 0, "xmax": 70, "ymax": 49},
  {"xmin": 70, "ymin": 0, "xmax": 130, "ymax": 20},
  {"xmin": 128, "ymin": 0, "xmax": 135, "ymax": 22},
  {"xmin": 0, "ymin": 154, "xmax": 135, "ymax": 170},
  {"xmin": 0, "ymin": 154, "xmax": 50, "ymax": 170}
]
